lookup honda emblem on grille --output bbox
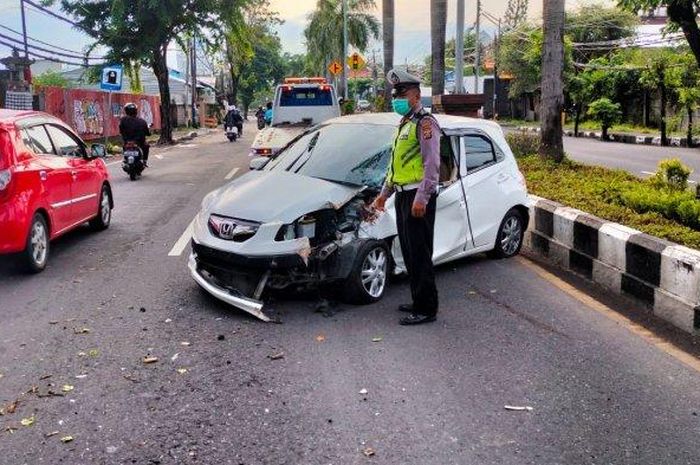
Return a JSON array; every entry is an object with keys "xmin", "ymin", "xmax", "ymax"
[{"xmin": 219, "ymin": 220, "xmax": 236, "ymax": 239}]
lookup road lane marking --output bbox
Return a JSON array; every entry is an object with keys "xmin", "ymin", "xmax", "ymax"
[
  {"xmin": 641, "ymin": 170, "xmax": 696, "ymax": 183},
  {"xmin": 517, "ymin": 256, "xmax": 700, "ymax": 374},
  {"xmin": 168, "ymin": 219, "xmax": 195, "ymax": 257},
  {"xmin": 224, "ymin": 167, "xmax": 240, "ymax": 180}
]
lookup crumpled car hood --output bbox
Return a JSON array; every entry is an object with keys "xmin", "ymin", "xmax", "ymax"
[{"xmin": 208, "ymin": 170, "xmax": 361, "ymax": 223}]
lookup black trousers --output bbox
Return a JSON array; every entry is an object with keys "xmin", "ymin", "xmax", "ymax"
[{"xmin": 395, "ymin": 189, "xmax": 438, "ymax": 316}]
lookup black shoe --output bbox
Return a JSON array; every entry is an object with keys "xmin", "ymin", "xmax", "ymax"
[
  {"xmin": 399, "ymin": 313, "xmax": 436, "ymax": 326},
  {"xmin": 398, "ymin": 304, "xmax": 413, "ymax": 313}
]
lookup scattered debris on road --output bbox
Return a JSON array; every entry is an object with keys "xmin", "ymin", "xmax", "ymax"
[
  {"xmin": 73, "ymin": 327, "xmax": 90, "ymax": 334},
  {"xmin": 60, "ymin": 435, "xmax": 74, "ymax": 443},
  {"xmin": 180, "ymin": 341, "xmax": 191, "ymax": 347},
  {"xmin": 359, "ymin": 388, "xmax": 368, "ymax": 395},
  {"xmin": 177, "ymin": 368, "xmax": 188, "ymax": 375},
  {"xmin": 171, "ymin": 353, "xmax": 179, "ymax": 362},
  {"xmin": 61, "ymin": 385, "xmax": 74, "ymax": 393},
  {"xmin": 363, "ymin": 447, "xmax": 375, "ymax": 457},
  {"xmin": 45, "ymin": 431, "xmax": 59, "ymax": 438},
  {"xmin": 143, "ymin": 357, "xmax": 159, "ymax": 364},
  {"xmin": 123, "ymin": 374, "xmax": 140, "ymax": 383},
  {"xmin": 20, "ymin": 416, "xmax": 34, "ymax": 426},
  {"xmin": 217, "ymin": 335, "xmax": 225, "ymax": 341},
  {"xmin": 504, "ymin": 405, "xmax": 533, "ymax": 412},
  {"xmin": 372, "ymin": 337, "xmax": 383, "ymax": 342},
  {"xmin": 268, "ymin": 352, "xmax": 285, "ymax": 360},
  {"xmin": 316, "ymin": 334, "xmax": 326, "ymax": 342}
]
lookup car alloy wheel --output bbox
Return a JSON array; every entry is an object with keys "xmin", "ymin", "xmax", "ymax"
[
  {"xmin": 500, "ymin": 215, "xmax": 522, "ymax": 256},
  {"xmin": 30, "ymin": 219, "xmax": 48, "ymax": 267},
  {"xmin": 90, "ymin": 185, "xmax": 112, "ymax": 231},
  {"xmin": 361, "ymin": 246, "xmax": 388, "ymax": 298}
]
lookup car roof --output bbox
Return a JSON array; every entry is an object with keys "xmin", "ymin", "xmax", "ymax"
[
  {"xmin": 0, "ymin": 109, "xmax": 62, "ymax": 126},
  {"xmin": 326, "ymin": 112, "xmax": 503, "ymax": 132}
]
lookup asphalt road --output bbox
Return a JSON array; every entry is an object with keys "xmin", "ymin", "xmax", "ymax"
[
  {"xmin": 563, "ymin": 136, "xmax": 700, "ymax": 183},
  {"xmin": 1, "ymin": 126, "xmax": 700, "ymax": 465}
]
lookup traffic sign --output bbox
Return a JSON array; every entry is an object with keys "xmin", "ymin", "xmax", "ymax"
[
  {"xmin": 346, "ymin": 53, "xmax": 366, "ymax": 71},
  {"xmin": 328, "ymin": 61, "xmax": 343, "ymax": 75},
  {"xmin": 100, "ymin": 65, "xmax": 123, "ymax": 91}
]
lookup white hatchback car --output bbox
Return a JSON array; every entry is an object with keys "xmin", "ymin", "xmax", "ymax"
[{"xmin": 190, "ymin": 113, "xmax": 529, "ymax": 321}]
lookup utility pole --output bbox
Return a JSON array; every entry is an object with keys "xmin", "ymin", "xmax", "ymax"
[
  {"xmin": 455, "ymin": 0, "xmax": 464, "ymax": 94},
  {"xmin": 540, "ymin": 0, "xmax": 565, "ymax": 161},
  {"xmin": 342, "ymin": 0, "xmax": 348, "ymax": 99},
  {"xmin": 371, "ymin": 49, "xmax": 379, "ymax": 97},
  {"xmin": 474, "ymin": 0, "xmax": 481, "ymax": 94},
  {"xmin": 191, "ymin": 35, "xmax": 198, "ymax": 127},
  {"xmin": 20, "ymin": 0, "xmax": 29, "ymax": 59},
  {"xmin": 493, "ymin": 19, "xmax": 501, "ymax": 119}
]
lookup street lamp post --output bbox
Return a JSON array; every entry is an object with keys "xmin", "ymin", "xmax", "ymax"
[{"xmin": 342, "ymin": 0, "xmax": 349, "ymax": 100}]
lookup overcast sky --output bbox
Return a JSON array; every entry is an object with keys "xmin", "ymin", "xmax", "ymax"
[{"xmin": 0, "ymin": 0, "xmax": 615, "ymax": 71}]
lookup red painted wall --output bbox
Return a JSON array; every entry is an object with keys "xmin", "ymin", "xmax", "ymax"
[{"xmin": 42, "ymin": 87, "xmax": 161, "ymax": 140}]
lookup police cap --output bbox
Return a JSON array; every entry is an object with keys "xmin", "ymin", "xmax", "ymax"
[{"xmin": 386, "ymin": 68, "xmax": 421, "ymax": 94}]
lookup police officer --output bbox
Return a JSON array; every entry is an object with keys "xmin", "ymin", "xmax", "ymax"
[
  {"xmin": 119, "ymin": 102, "xmax": 151, "ymax": 166},
  {"xmin": 371, "ymin": 68, "xmax": 441, "ymax": 325}
]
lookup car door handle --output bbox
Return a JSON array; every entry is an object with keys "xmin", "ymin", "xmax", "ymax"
[
  {"xmin": 71, "ymin": 170, "xmax": 78, "ymax": 178},
  {"xmin": 39, "ymin": 170, "xmax": 47, "ymax": 181},
  {"xmin": 497, "ymin": 173, "xmax": 509, "ymax": 183}
]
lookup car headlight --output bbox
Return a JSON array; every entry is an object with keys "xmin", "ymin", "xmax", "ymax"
[{"xmin": 276, "ymin": 214, "xmax": 316, "ymax": 241}]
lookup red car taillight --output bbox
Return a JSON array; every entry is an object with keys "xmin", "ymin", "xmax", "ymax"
[{"xmin": 251, "ymin": 148, "xmax": 273, "ymax": 156}]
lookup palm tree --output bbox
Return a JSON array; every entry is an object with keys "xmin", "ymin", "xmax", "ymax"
[
  {"xmin": 304, "ymin": 0, "xmax": 380, "ymax": 82},
  {"xmin": 430, "ymin": 0, "xmax": 447, "ymax": 96},
  {"xmin": 382, "ymin": 0, "xmax": 394, "ymax": 110}
]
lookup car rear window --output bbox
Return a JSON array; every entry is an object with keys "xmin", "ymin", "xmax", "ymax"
[{"xmin": 280, "ymin": 88, "xmax": 333, "ymax": 107}]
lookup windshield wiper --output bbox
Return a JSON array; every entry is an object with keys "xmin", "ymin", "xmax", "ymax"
[
  {"xmin": 291, "ymin": 132, "xmax": 320, "ymax": 173},
  {"xmin": 312, "ymin": 176, "xmax": 364, "ymax": 188}
]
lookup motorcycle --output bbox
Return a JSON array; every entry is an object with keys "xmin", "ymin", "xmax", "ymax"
[
  {"xmin": 257, "ymin": 113, "xmax": 265, "ymax": 130},
  {"xmin": 225, "ymin": 125, "xmax": 239, "ymax": 142},
  {"xmin": 122, "ymin": 141, "xmax": 145, "ymax": 181}
]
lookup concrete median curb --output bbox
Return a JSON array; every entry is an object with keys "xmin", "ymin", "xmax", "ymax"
[
  {"xmin": 524, "ymin": 195, "xmax": 700, "ymax": 335},
  {"xmin": 513, "ymin": 126, "xmax": 700, "ymax": 147}
]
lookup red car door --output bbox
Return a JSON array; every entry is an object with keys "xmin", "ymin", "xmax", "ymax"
[
  {"xmin": 21, "ymin": 124, "xmax": 75, "ymax": 234},
  {"xmin": 45, "ymin": 124, "xmax": 102, "ymax": 222}
]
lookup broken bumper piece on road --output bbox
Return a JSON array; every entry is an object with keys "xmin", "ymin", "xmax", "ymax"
[{"xmin": 188, "ymin": 253, "xmax": 271, "ymax": 322}]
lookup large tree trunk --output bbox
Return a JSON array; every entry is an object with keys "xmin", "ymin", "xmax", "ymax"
[
  {"xmin": 430, "ymin": 0, "xmax": 447, "ymax": 96},
  {"xmin": 539, "ymin": 0, "xmax": 565, "ymax": 162},
  {"xmin": 667, "ymin": 1, "xmax": 700, "ymax": 69},
  {"xmin": 660, "ymin": 84, "xmax": 668, "ymax": 147},
  {"xmin": 151, "ymin": 43, "xmax": 173, "ymax": 144},
  {"xmin": 382, "ymin": 0, "xmax": 394, "ymax": 111}
]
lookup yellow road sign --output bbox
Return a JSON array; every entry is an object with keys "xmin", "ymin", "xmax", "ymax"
[
  {"xmin": 347, "ymin": 53, "xmax": 366, "ymax": 71},
  {"xmin": 328, "ymin": 61, "xmax": 343, "ymax": 75}
]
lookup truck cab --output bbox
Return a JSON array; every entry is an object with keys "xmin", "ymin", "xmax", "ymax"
[{"xmin": 250, "ymin": 78, "xmax": 341, "ymax": 158}]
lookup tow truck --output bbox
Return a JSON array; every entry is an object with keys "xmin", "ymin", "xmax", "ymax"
[{"xmin": 250, "ymin": 78, "xmax": 341, "ymax": 158}]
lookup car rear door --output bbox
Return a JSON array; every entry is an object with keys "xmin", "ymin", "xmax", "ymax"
[
  {"xmin": 45, "ymin": 124, "xmax": 101, "ymax": 222},
  {"xmin": 22, "ymin": 124, "xmax": 75, "ymax": 234},
  {"xmin": 461, "ymin": 133, "xmax": 509, "ymax": 248}
]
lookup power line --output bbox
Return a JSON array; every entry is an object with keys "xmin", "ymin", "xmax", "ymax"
[
  {"xmin": 0, "ymin": 37, "xmax": 88, "ymax": 67},
  {"xmin": 0, "ymin": 31, "xmax": 104, "ymax": 61},
  {"xmin": 0, "ymin": 22, "xmax": 103, "ymax": 58},
  {"xmin": 23, "ymin": 0, "xmax": 85, "ymax": 31}
]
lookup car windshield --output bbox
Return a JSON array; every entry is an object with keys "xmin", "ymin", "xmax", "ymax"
[{"xmin": 265, "ymin": 123, "xmax": 396, "ymax": 188}]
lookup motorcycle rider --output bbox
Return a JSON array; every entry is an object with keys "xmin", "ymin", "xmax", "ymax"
[
  {"xmin": 224, "ymin": 104, "xmax": 244, "ymax": 136},
  {"xmin": 119, "ymin": 102, "xmax": 150, "ymax": 166},
  {"xmin": 255, "ymin": 105, "xmax": 266, "ymax": 129},
  {"xmin": 264, "ymin": 101, "xmax": 273, "ymax": 126}
]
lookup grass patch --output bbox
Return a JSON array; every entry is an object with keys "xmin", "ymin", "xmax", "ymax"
[{"xmin": 519, "ymin": 154, "xmax": 700, "ymax": 249}]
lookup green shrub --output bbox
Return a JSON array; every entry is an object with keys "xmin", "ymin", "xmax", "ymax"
[
  {"xmin": 506, "ymin": 131, "xmax": 540, "ymax": 158},
  {"xmin": 587, "ymin": 98, "xmax": 622, "ymax": 139},
  {"xmin": 518, "ymin": 154, "xmax": 700, "ymax": 249},
  {"xmin": 650, "ymin": 158, "xmax": 692, "ymax": 191}
]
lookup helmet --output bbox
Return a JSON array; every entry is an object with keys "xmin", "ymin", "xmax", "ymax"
[{"xmin": 124, "ymin": 102, "xmax": 138, "ymax": 117}]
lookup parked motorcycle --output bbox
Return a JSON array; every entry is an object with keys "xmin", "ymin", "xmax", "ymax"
[
  {"xmin": 225, "ymin": 125, "xmax": 239, "ymax": 142},
  {"xmin": 122, "ymin": 141, "xmax": 145, "ymax": 181}
]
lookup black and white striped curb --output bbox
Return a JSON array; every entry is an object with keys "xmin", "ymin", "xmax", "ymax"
[
  {"xmin": 513, "ymin": 126, "xmax": 700, "ymax": 147},
  {"xmin": 524, "ymin": 195, "xmax": 700, "ymax": 335}
]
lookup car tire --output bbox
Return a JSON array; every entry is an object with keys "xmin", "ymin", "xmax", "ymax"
[
  {"xmin": 22, "ymin": 213, "xmax": 49, "ymax": 273},
  {"xmin": 89, "ymin": 184, "xmax": 112, "ymax": 231},
  {"xmin": 343, "ymin": 240, "xmax": 390, "ymax": 305},
  {"xmin": 488, "ymin": 208, "xmax": 524, "ymax": 259}
]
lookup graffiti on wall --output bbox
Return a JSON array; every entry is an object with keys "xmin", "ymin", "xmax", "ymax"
[
  {"xmin": 73, "ymin": 99, "xmax": 104, "ymax": 135},
  {"xmin": 139, "ymin": 98, "xmax": 154, "ymax": 126}
]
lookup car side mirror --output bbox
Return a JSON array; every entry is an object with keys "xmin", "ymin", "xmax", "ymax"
[
  {"xmin": 249, "ymin": 156, "xmax": 269, "ymax": 171},
  {"xmin": 90, "ymin": 144, "xmax": 107, "ymax": 158}
]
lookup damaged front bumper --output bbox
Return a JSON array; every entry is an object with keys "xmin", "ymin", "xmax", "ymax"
[{"xmin": 188, "ymin": 253, "xmax": 271, "ymax": 322}]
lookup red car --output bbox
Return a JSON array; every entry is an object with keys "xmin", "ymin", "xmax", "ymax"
[{"xmin": 0, "ymin": 110, "xmax": 113, "ymax": 272}]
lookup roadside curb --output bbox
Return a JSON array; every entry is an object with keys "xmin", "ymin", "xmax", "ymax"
[
  {"xmin": 512, "ymin": 126, "xmax": 700, "ymax": 147},
  {"xmin": 523, "ymin": 195, "xmax": 700, "ymax": 335}
]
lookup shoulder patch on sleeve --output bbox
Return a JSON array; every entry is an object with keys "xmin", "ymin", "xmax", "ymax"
[{"xmin": 420, "ymin": 118, "xmax": 433, "ymax": 140}]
